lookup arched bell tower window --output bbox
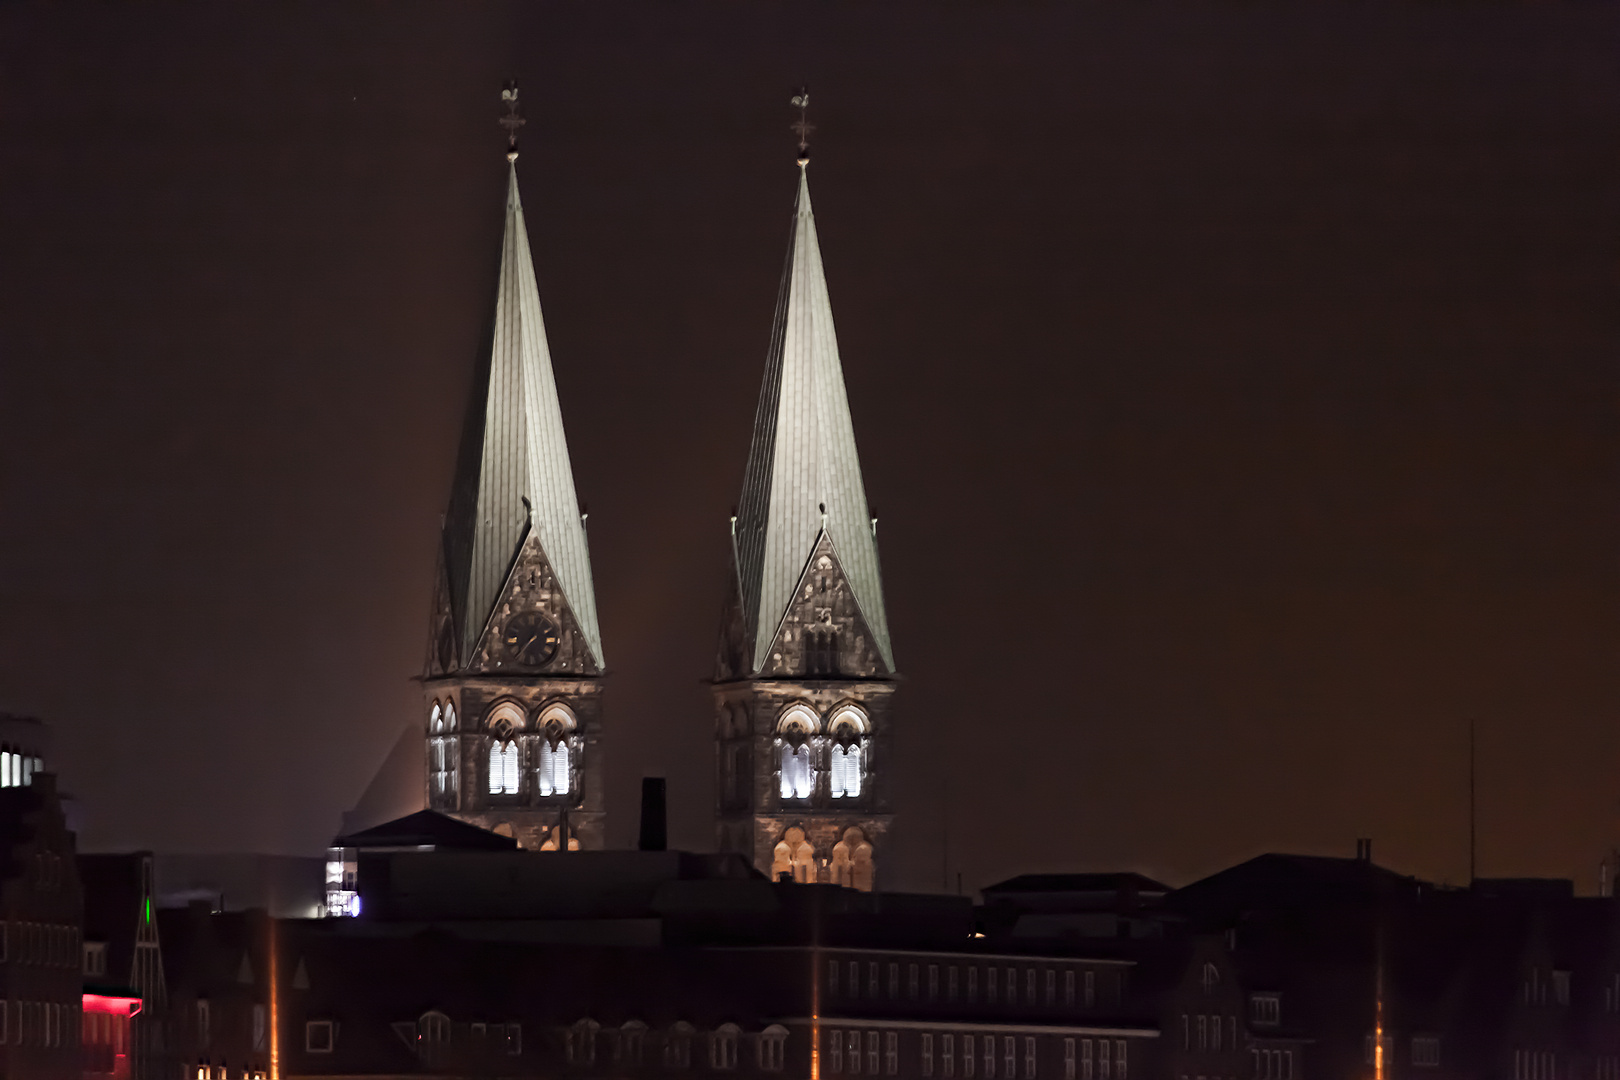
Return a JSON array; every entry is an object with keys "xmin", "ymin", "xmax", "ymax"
[
  {"xmin": 489, "ymin": 737, "xmax": 519, "ymax": 795},
  {"xmin": 830, "ymin": 826, "xmax": 875, "ymax": 892},
  {"xmin": 429, "ymin": 703, "xmax": 443, "ymax": 734},
  {"xmin": 775, "ymin": 706, "xmax": 818, "ymax": 801},
  {"xmin": 536, "ymin": 703, "xmax": 577, "ymax": 798},
  {"xmin": 827, "ymin": 706, "xmax": 868, "ymax": 799},
  {"xmin": 770, "ymin": 826, "xmax": 817, "ymax": 883}
]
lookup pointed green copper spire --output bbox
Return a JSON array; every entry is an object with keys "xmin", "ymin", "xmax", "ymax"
[
  {"xmin": 733, "ymin": 162, "xmax": 894, "ymax": 675},
  {"xmin": 441, "ymin": 155, "xmax": 604, "ymax": 670}
]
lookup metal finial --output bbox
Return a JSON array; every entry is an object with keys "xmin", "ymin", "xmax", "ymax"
[
  {"xmin": 499, "ymin": 80, "xmax": 527, "ymax": 160},
  {"xmin": 790, "ymin": 88, "xmax": 813, "ymax": 165}
]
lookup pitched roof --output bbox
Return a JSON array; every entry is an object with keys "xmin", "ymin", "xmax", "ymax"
[
  {"xmin": 332, "ymin": 809, "xmax": 518, "ymax": 851},
  {"xmin": 983, "ymin": 873, "xmax": 1173, "ymax": 896},
  {"xmin": 733, "ymin": 164, "xmax": 893, "ymax": 675},
  {"xmin": 441, "ymin": 160, "xmax": 603, "ymax": 669}
]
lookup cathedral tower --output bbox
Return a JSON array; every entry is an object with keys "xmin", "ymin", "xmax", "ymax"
[
  {"xmin": 714, "ymin": 105, "xmax": 896, "ymax": 889},
  {"xmin": 420, "ymin": 87, "xmax": 605, "ymax": 851}
]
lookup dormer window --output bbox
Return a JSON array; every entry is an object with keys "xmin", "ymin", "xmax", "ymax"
[{"xmin": 1250, "ymin": 994, "xmax": 1280, "ymax": 1026}]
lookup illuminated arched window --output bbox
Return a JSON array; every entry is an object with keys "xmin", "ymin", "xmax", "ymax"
[
  {"xmin": 539, "ymin": 741, "xmax": 571, "ymax": 796},
  {"xmin": 1, "ymin": 751, "xmax": 11, "ymax": 789},
  {"xmin": 830, "ymin": 743, "xmax": 862, "ymax": 798},
  {"xmin": 770, "ymin": 826, "xmax": 816, "ymax": 884},
  {"xmin": 444, "ymin": 702, "xmax": 458, "ymax": 731},
  {"xmin": 831, "ymin": 827, "xmax": 875, "ymax": 892},
  {"xmin": 429, "ymin": 703, "xmax": 442, "ymax": 734},
  {"xmin": 775, "ymin": 705, "xmax": 818, "ymax": 801},
  {"xmin": 536, "ymin": 705, "xmax": 576, "ymax": 797},
  {"xmin": 779, "ymin": 744, "xmax": 812, "ymax": 800},
  {"xmin": 828, "ymin": 706, "xmax": 868, "ymax": 799},
  {"xmin": 489, "ymin": 741, "xmax": 519, "ymax": 795}
]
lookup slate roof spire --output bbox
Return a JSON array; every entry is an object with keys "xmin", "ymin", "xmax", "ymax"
[
  {"xmin": 732, "ymin": 149, "xmax": 894, "ymax": 675},
  {"xmin": 440, "ymin": 87, "xmax": 603, "ymax": 669}
]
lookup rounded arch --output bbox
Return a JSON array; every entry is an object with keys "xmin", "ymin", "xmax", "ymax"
[
  {"xmin": 827, "ymin": 703, "xmax": 869, "ymax": 738},
  {"xmin": 776, "ymin": 703, "xmax": 820, "ymax": 738},
  {"xmin": 484, "ymin": 699, "xmax": 527, "ymax": 738},
  {"xmin": 770, "ymin": 826, "xmax": 816, "ymax": 884}
]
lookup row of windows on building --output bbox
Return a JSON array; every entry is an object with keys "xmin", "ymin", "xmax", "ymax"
[
  {"xmin": 0, "ymin": 999, "xmax": 77, "ymax": 1048},
  {"xmin": 913, "ymin": 1029, "xmax": 1127, "ymax": 1080},
  {"xmin": 1251, "ymin": 1049, "xmax": 1296, "ymax": 1080},
  {"xmin": 778, "ymin": 741, "xmax": 864, "ymax": 800},
  {"xmin": 1514, "ymin": 1050, "xmax": 1559, "ymax": 1080},
  {"xmin": 192, "ymin": 1069, "xmax": 267, "ymax": 1080},
  {"xmin": 828, "ymin": 960, "xmax": 1104, "ymax": 1010},
  {"xmin": 1593, "ymin": 1056, "xmax": 1620, "ymax": 1080},
  {"xmin": 306, "ymin": 1016, "xmax": 792, "ymax": 1072},
  {"xmin": 0, "ymin": 751, "xmax": 42, "ymax": 789},
  {"xmin": 1180, "ymin": 1015, "xmax": 1237, "ymax": 1053},
  {"xmin": 1363, "ymin": 1035, "xmax": 1441, "ymax": 1069},
  {"xmin": 1524, "ymin": 969, "xmax": 1573, "ymax": 1007},
  {"xmin": 0, "ymin": 921, "xmax": 80, "ymax": 967},
  {"xmin": 488, "ymin": 739, "xmax": 572, "ymax": 797}
]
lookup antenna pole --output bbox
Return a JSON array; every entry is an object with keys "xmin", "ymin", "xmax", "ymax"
[{"xmin": 1469, "ymin": 719, "xmax": 1477, "ymax": 885}]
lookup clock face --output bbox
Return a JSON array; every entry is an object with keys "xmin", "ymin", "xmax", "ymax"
[
  {"xmin": 437, "ymin": 620, "xmax": 456, "ymax": 672},
  {"xmin": 501, "ymin": 611, "xmax": 560, "ymax": 668}
]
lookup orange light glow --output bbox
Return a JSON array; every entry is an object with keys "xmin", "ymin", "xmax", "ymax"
[{"xmin": 268, "ymin": 917, "xmax": 280, "ymax": 1080}]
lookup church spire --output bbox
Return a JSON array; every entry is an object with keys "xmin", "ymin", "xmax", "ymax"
[
  {"xmin": 731, "ymin": 127, "xmax": 894, "ymax": 676},
  {"xmin": 440, "ymin": 85, "xmax": 603, "ymax": 670}
]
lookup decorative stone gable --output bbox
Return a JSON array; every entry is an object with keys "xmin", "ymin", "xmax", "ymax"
[
  {"xmin": 756, "ymin": 534, "xmax": 888, "ymax": 680},
  {"xmin": 465, "ymin": 532, "xmax": 600, "ymax": 678}
]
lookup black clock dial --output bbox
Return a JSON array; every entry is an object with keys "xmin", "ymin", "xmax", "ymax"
[
  {"xmin": 501, "ymin": 611, "xmax": 560, "ymax": 668},
  {"xmin": 437, "ymin": 620, "xmax": 456, "ymax": 672}
]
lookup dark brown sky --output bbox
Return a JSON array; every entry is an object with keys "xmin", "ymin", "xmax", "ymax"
[{"xmin": 1, "ymin": 2, "xmax": 1615, "ymax": 893}]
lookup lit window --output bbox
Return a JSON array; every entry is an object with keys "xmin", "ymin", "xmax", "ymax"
[
  {"xmin": 830, "ymin": 742, "xmax": 863, "ymax": 798},
  {"xmin": 780, "ymin": 743, "xmax": 813, "ymax": 799},
  {"xmin": 538, "ymin": 740, "xmax": 571, "ymax": 796},
  {"xmin": 489, "ymin": 741, "xmax": 519, "ymax": 795},
  {"xmin": 429, "ymin": 703, "xmax": 442, "ymax": 734}
]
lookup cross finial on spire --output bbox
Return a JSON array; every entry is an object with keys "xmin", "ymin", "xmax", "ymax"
[
  {"xmin": 790, "ymin": 87, "xmax": 813, "ymax": 165},
  {"xmin": 499, "ymin": 80, "xmax": 526, "ymax": 161}
]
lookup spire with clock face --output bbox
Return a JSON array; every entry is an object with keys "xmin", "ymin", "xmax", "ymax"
[
  {"xmin": 713, "ymin": 93, "xmax": 896, "ymax": 889},
  {"xmin": 419, "ymin": 84, "xmax": 605, "ymax": 851}
]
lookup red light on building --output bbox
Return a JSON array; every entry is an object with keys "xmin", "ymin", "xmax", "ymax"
[{"xmin": 82, "ymin": 993, "xmax": 142, "ymax": 1080}]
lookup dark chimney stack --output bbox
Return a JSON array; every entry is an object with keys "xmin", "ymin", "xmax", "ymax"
[
  {"xmin": 1355, "ymin": 838, "xmax": 1373, "ymax": 863},
  {"xmin": 639, "ymin": 777, "xmax": 668, "ymax": 852}
]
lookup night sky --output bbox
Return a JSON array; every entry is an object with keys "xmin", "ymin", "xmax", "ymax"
[{"xmin": 2, "ymin": 3, "xmax": 1615, "ymax": 894}]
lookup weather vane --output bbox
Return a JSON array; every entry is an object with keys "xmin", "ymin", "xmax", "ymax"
[
  {"xmin": 499, "ymin": 80, "xmax": 526, "ymax": 160},
  {"xmin": 790, "ymin": 88, "xmax": 813, "ymax": 164}
]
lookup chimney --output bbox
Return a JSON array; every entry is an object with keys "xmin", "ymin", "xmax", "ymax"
[
  {"xmin": 1356, "ymin": 838, "xmax": 1373, "ymax": 863},
  {"xmin": 638, "ymin": 777, "xmax": 667, "ymax": 852}
]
